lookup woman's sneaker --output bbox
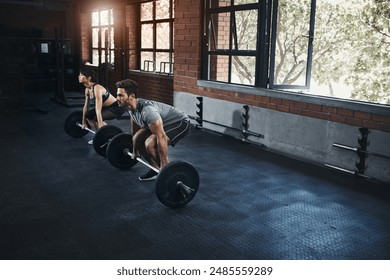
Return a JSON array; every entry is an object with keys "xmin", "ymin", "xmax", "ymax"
[
  {"xmin": 139, "ymin": 169, "xmax": 158, "ymax": 181},
  {"xmin": 88, "ymin": 140, "xmax": 93, "ymax": 145}
]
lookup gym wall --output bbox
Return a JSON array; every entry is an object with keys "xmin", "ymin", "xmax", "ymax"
[
  {"xmin": 174, "ymin": 91, "xmax": 390, "ymax": 184},
  {"xmin": 172, "ymin": 0, "xmax": 390, "ymax": 183}
]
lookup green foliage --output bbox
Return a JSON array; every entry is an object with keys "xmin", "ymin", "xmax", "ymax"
[{"xmin": 230, "ymin": 0, "xmax": 390, "ymax": 104}]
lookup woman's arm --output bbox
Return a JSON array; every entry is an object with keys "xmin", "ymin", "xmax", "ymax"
[
  {"xmin": 81, "ymin": 89, "xmax": 90, "ymax": 128},
  {"xmin": 94, "ymin": 85, "xmax": 105, "ymax": 129}
]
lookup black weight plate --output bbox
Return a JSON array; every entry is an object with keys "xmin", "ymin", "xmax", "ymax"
[
  {"xmin": 106, "ymin": 133, "xmax": 138, "ymax": 170},
  {"xmin": 64, "ymin": 111, "xmax": 89, "ymax": 138},
  {"xmin": 155, "ymin": 161, "xmax": 199, "ymax": 208},
  {"xmin": 93, "ymin": 125, "xmax": 123, "ymax": 157}
]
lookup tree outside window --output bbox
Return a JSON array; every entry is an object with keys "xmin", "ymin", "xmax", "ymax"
[{"xmin": 203, "ymin": 0, "xmax": 390, "ymax": 105}]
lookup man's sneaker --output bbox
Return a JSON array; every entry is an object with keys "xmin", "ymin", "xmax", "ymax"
[
  {"xmin": 139, "ymin": 169, "xmax": 158, "ymax": 181},
  {"xmin": 88, "ymin": 140, "xmax": 93, "ymax": 145}
]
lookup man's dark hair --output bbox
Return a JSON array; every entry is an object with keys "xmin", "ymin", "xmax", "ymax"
[{"xmin": 116, "ymin": 79, "xmax": 138, "ymax": 97}]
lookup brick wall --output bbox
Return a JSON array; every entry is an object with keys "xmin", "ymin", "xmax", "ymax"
[
  {"xmin": 173, "ymin": 0, "xmax": 390, "ymax": 133},
  {"xmin": 80, "ymin": 13, "xmax": 90, "ymax": 63},
  {"xmin": 128, "ymin": 72, "xmax": 174, "ymax": 105}
]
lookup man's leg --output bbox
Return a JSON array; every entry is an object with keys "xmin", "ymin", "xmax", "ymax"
[
  {"xmin": 134, "ymin": 129, "xmax": 162, "ymax": 181},
  {"xmin": 145, "ymin": 134, "xmax": 161, "ymax": 168}
]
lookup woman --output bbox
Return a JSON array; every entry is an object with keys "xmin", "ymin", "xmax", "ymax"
[{"xmin": 78, "ymin": 67, "xmax": 125, "ymax": 144}]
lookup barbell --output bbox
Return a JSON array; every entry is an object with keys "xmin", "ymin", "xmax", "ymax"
[
  {"xmin": 106, "ymin": 133, "xmax": 200, "ymax": 208},
  {"xmin": 64, "ymin": 111, "xmax": 123, "ymax": 157}
]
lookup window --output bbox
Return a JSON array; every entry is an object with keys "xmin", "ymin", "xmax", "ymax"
[
  {"xmin": 269, "ymin": 0, "xmax": 315, "ymax": 90},
  {"xmin": 140, "ymin": 0, "xmax": 174, "ymax": 74},
  {"xmin": 91, "ymin": 9, "xmax": 115, "ymax": 67},
  {"xmin": 202, "ymin": 0, "xmax": 390, "ymax": 105},
  {"xmin": 203, "ymin": 0, "xmax": 263, "ymax": 86}
]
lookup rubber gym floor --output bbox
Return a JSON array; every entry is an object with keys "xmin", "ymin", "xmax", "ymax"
[{"xmin": 1, "ymin": 92, "xmax": 390, "ymax": 260}]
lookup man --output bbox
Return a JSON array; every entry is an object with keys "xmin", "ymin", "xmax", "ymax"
[{"xmin": 116, "ymin": 79, "xmax": 190, "ymax": 181}]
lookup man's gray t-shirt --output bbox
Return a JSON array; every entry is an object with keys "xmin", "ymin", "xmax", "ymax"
[{"xmin": 128, "ymin": 99, "xmax": 189, "ymax": 128}]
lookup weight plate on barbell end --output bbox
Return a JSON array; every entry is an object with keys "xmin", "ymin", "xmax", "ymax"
[
  {"xmin": 93, "ymin": 125, "xmax": 123, "ymax": 157},
  {"xmin": 155, "ymin": 161, "xmax": 199, "ymax": 208},
  {"xmin": 106, "ymin": 133, "xmax": 138, "ymax": 170},
  {"xmin": 64, "ymin": 111, "xmax": 89, "ymax": 138}
]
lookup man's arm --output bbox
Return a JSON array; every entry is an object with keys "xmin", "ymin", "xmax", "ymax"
[{"xmin": 149, "ymin": 119, "xmax": 169, "ymax": 169}]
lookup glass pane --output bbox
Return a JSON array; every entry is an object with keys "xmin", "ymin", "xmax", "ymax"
[
  {"xmin": 101, "ymin": 50, "xmax": 106, "ymax": 64},
  {"xmin": 210, "ymin": 12, "xmax": 230, "ymax": 50},
  {"xmin": 156, "ymin": 0, "xmax": 170, "ymax": 20},
  {"xmin": 141, "ymin": 2, "xmax": 153, "ymax": 21},
  {"xmin": 210, "ymin": 0, "xmax": 231, "ymax": 8},
  {"xmin": 101, "ymin": 27, "xmax": 109, "ymax": 48},
  {"xmin": 92, "ymin": 28, "xmax": 99, "ymax": 48},
  {"xmin": 234, "ymin": 0, "xmax": 258, "ymax": 5},
  {"xmin": 209, "ymin": 54, "xmax": 229, "ymax": 82},
  {"xmin": 309, "ymin": 0, "xmax": 390, "ymax": 104},
  {"xmin": 234, "ymin": 10, "xmax": 257, "ymax": 50},
  {"xmin": 110, "ymin": 27, "xmax": 115, "ymax": 49},
  {"xmin": 110, "ymin": 9, "xmax": 114, "ymax": 25},
  {"xmin": 157, "ymin": 22, "xmax": 170, "ymax": 49},
  {"xmin": 141, "ymin": 24, "xmax": 154, "ymax": 48},
  {"xmin": 110, "ymin": 50, "xmax": 115, "ymax": 64},
  {"xmin": 156, "ymin": 52, "xmax": 171, "ymax": 73},
  {"xmin": 92, "ymin": 11, "xmax": 99, "ymax": 26},
  {"xmin": 141, "ymin": 51, "xmax": 154, "ymax": 71},
  {"xmin": 100, "ymin": 10, "xmax": 109, "ymax": 25},
  {"xmin": 274, "ymin": 0, "xmax": 311, "ymax": 86},
  {"xmin": 92, "ymin": 49, "xmax": 99, "ymax": 66},
  {"xmin": 231, "ymin": 56, "xmax": 256, "ymax": 85}
]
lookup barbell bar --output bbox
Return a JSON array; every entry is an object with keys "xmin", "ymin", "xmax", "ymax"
[
  {"xmin": 106, "ymin": 133, "xmax": 199, "ymax": 208},
  {"xmin": 122, "ymin": 147, "xmax": 196, "ymax": 196},
  {"xmin": 333, "ymin": 143, "xmax": 390, "ymax": 160},
  {"xmin": 76, "ymin": 123, "xmax": 95, "ymax": 134}
]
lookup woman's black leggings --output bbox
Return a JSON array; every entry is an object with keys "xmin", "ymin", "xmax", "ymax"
[{"xmin": 85, "ymin": 102, "xmax": 125, "ymax": 121}]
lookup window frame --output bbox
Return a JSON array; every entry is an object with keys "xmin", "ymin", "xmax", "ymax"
[
  {"xmin": 202, "ymin": 1, "xmax": 270, "ymax": 87},
  {"xmin": 140, "ymin": 0, "xmax": 175, "ymax": 74},
  {"xmin": 90, "ymin": 8, "xmax": 115, "ymax": 67},
  {"xmin": 202, "ymin": 0, "xmax": 317, "ymax": 90}
]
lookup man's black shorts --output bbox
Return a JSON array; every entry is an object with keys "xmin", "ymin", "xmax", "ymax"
[{"xmin": 164, "ymin": 120, "xmax": 190, "ymax": 146}]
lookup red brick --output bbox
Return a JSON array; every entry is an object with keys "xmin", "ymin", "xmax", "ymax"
[
  {"xmin": 380, "ymin": 123, "xmax": 390, "ymax": 132},
  {"xmin": 372, "ymin": 114, "xmax": 390, "ymax": 123},
  {"xmin": 267, "ymin": 103, "xmax": 278, "ymax": 110},
  {"xmin": 322, "ymin": 106, "xmax": 337, "ymax": 114},
  {"xmin": 301, "ymin": 109, "xmax": 317, "ymax": 118},
  {"xmin": 316, "ymin": 112, "xmax": 331, "ymax": 120},
  {"xmin": 362, "ymin": 120, "xmax": 381, "ymax": 130},
  {"xmin": 345, "ymin": 117, "xmax": 362, "ymax": 126},
  {"xmin": 330, "ymin": 114, "xmax": 346, "ymax": 123},
  {"xmin": 308, "ymin": 104, "xmax": 322, "ymax": 112},
  {"xmin": 270, "ymin": 98, "xmax": 282, "ymax": 104},
  {"xmin": 262, "ymin": 97, "xmax": 270, "ymax": 103},
  {"xmin": 294, "ymin": 102, "xmax": 308, "ymax": 109},
  {"xmin": 278, "ymin": 105, "xmax": 290, "ymax": 113},
  {"xmin": 282, "ymin": 100, "xmax": 295, "ymax": 107},
  {"xmin": 289, "ymin": 107, "xmax": 302, "ymax": 115},
  {"xmin": 337, "ymin": 108, "xmax": 354, "ymax": 117},
  {"xmin": 354, "ymin": 111, "xmax": 372, "ymax": 120}
]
